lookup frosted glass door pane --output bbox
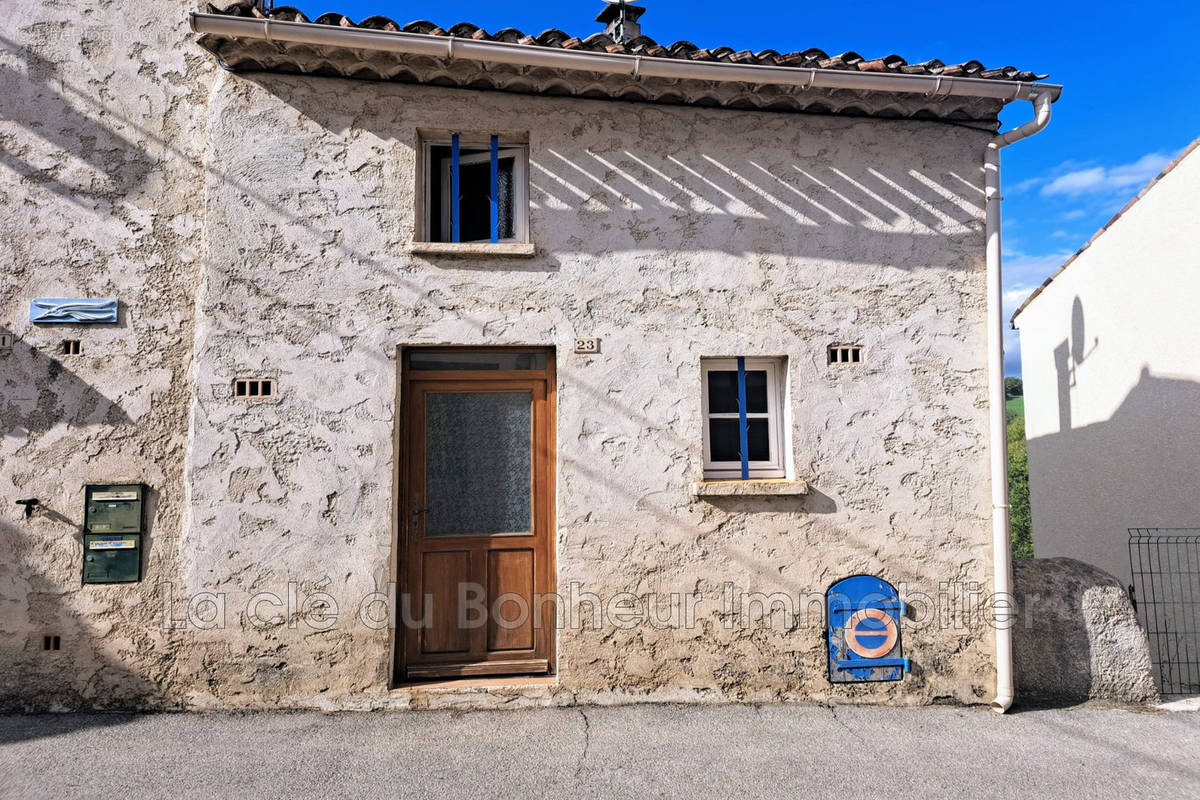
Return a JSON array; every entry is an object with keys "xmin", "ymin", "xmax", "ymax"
[{"xmin": 425, "ymin": 392, "xmax": 532, "ymax": 536}]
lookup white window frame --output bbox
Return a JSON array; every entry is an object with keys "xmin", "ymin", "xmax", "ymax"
[
  {"xmin": 701, "ymin": 357, "xmax": 787, "ymax": 479},
  {"xmin": 420, "ymin": 140, "xmax": 529, "ymax": 244}
]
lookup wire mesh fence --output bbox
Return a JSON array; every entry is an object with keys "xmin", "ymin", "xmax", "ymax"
[{"xmin": 1129, "ymin": 529, "xmax": 1200, "ymax": 697}]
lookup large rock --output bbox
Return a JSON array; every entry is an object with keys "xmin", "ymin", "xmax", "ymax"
[{"xmin": 1012, "ymin": 557, "xmax": 1159, "ymax": 705}]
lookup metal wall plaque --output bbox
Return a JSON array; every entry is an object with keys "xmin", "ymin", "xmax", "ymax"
[
  {"xmin": 827, "ymin": 574, "xmax": 909, "ymax": 683},
  {"xmin": 30, "ymin": 298, "xmax": 118, "ymax": 324}
]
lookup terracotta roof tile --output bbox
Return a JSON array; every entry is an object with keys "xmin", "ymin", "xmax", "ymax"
[
  {"xmin": 194, "ymin": 2, "xmax": 1048, "ymax": 126},
  {"xmin": 490, "ymin": 28, "xmax": 527, "ymax": 44},
  {"xmin": 203, "ymin": 3, "xmax": 1046, "ymax": 82}
]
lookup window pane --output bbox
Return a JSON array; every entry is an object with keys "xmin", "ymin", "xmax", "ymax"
[
  {"xmin": 709, "ymin": 418, "xmax": 772, "ymax": 464},
  {"xmin": 707, "ymin": 371, "xmax": 737, "ymax": 413},
  {"xmin": 747, "ymin": 418, "xmax": 770, "ymax": 461},
  {"xmin": 707, "ymin": 368, "xmax": 768, "ymax": 414},
  {"xmin": 425, "ymin": 392, "xmax": 532, "ymax": 536},
  {"xmin": 497, "ymin": 156, "xmax": 515, "ymax": 240},
  {"xmin": 744, "ymin": 371, "xmax": 767, "ymax": 413},
  {"xmin": 709, "ymin": 418, "xmax": 741, "ymax": 461},
  {"xmin": 410, "ymin": 351, "xmax": 546, "ymax": 371}
]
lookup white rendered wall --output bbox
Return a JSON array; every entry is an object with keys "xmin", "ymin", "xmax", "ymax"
[{"xmin": 1016, "ymin": 143, "xmax": 1200, "ymax": 585}]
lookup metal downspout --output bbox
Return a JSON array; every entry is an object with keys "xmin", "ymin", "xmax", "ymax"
[{"xmin": 986, "ymin": 90, "xmax": 1054, "ymax": 713}]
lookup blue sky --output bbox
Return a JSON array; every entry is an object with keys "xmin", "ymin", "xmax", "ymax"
[{"xmin": 290, "ymin": 0, "xmax": 1200, "ymax": 375}]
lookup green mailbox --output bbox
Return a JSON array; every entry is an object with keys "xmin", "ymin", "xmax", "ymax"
[
  {"xmin": 85, "ymin": 484, "xmax": 146, "ymax": 533},
  {"xmin": 83, "ymin": 534, "xmax": 142, "ymax": 583},
  {"xmin": 83, "ymin": 484, "xmax": 146, "ymax": 584}
]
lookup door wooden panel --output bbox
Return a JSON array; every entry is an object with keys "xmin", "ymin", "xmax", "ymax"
[
  {"xmin": 398, "ymin": 348, "xmax": 556, "ymax": 680},
  {"xmin": 487, "ymin": 549, "xmax": 535, "ymax": 652},
  {"xmin": 420, "ymin": 551, "xmax": 472, "ymax": 654}
]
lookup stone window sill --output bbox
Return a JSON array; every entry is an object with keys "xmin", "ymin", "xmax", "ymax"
[
  {"xmin": 691, "ymin": 479, "xmax": 809, "ymax": 498},
  {"xmin": 408, "ymin": 241, "xmax": 537, "ymax": 257}
]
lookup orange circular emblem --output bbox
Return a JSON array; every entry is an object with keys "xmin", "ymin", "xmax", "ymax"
[{"xmin": 844, "ymin": 608, "xmax": 898, "ymax": 659}]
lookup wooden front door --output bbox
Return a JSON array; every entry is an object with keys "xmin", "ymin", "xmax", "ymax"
[{"xmin": 399, "ymin": 348, "xmax": 556, "ymax": 680}]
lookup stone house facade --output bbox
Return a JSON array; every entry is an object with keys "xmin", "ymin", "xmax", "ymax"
[{"xmin": 1, "ymin": 0, "xmax": 1057, "ymax": 710}]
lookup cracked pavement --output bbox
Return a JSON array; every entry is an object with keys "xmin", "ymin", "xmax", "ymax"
[{"xmin": 2, "ymin": 703, "xmax": 1198, "ymax": 799}]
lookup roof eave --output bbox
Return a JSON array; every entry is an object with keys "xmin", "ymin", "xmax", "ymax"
[{"xmin": 189, "ymin": 13, "xmax": 1062, "ymax": 106}]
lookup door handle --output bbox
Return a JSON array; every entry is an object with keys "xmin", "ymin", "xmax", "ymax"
[{"xmin": 413, "ymin": 506, "xmax": 431, "ymax": 516}]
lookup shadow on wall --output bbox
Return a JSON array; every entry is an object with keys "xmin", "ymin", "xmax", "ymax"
[
  {"xmin": 1051, "ymin": 296, "xmax": 1100, "ymax": 431},
  {"xmin": 0, "ymin": 336, "xmax": 154, "ymax": 725},
  {"xmin": 250, "ymin": 74, "xmax": 990, "ymax": 261},
  {"xmin": 1028, "ymin": 367, "xmax": 1200, "ymax": 564},
  {"xmin": 1, "ymin": 33, "xmax": 986, "ymax": 262},
  {"xmin": 0, "ymin": 336, "xmax": 132, "ymax": 434},
  {"xmin": 0, "ymin": 512, "xmax": 161, "ymax": 736},
  {"xmin": 0, "ymin": 36, "xmax": 154, "ymax": 205},
  {"xmin": 1027, "ymin": 365, "xmax": 1200, "ymax": 688}
]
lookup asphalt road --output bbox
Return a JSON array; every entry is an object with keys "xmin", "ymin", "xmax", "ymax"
[{"xmin": 2, "ymin": 703, "xmax": 1198, "ymax": 799}]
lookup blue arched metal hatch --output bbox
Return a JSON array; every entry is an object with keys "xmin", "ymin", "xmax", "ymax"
[{"xmin": 827, "ymin": 575, "xmax": 910, "ymax": 683}]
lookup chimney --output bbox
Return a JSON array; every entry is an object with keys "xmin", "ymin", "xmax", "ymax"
[{"xmin": 596, "ymin": 1, "xmax": 646, "ymax": 43}]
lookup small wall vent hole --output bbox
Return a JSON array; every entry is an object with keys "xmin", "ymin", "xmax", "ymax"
[
  {"xmin": 61, "ymin": 340, "xmax": 81, "ymax": 355},
  {"xmin": 828, "ymin": 345, "xmax": 863, "ymax": 365},
  {"xmin": 235, "ymin": 379, "xmax": 274, "ymax": 398},
  {"xmin": 42, "ymin": 635, "xmax": 61, "ymax": 651}
]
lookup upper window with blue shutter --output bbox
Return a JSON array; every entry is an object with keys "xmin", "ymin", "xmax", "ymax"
[{"xmin": 420, "ymin": 134, "xmax": 529, "ymax": 244}]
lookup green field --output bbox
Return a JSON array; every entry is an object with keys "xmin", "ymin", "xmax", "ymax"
[
  {"xmin": 1006, "ymin": 398, "xmax": 1031, "ymax": 558},
  {"xmin": 1005, "ymin": 396, "xmax": 1024, "ymax": 423}
]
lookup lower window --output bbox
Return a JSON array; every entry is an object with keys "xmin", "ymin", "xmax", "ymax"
[{"xmin": 701, "ymin": 357, "xmax": 787, "ymax": 479}]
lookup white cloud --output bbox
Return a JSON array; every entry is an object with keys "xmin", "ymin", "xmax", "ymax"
[
  {"xmin": 1043, "ymin": 166, "xmax": 1106, "ymax": 195},
  {"xmin": 1003, "ymin": 287, "xmax": 1034, "ymax": 308},
  {"xmin": 1041, "ymin": 152, "xmax": 1172, "ymax": 197},
  {"xmin": 1061, "ymin": 209, "xmax": 1086, "ymax": 221},
  {"xmin": 1005, "ymin": 329, "xmax": 1022, "ymax": 375},
  {"xmin": 1008, "ymin": 176, "xmax": 1045, "ymax": 195},
  {"xmin": 1005, "ymin": 249, "xmax": 1074, "ymax": 288},
  {"xmin": 1050, "ymin": 229, "xmax": 1069, "ymax": 239}
]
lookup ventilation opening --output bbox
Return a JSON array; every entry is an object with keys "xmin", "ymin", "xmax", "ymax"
[
  {"xmin": 61, "ymin": 340, "xmax": 81, "ymax": 355},
  {"xmin": 828, "ymin": 345, "xmax": 863, "ymax": 365},
  {"xmin": 42, "ymin": 635, "xmax": 61, "ymax": 652},
  {"xmin": 234, "ymin": 378, "xmax": 274, "ymax": 398}
]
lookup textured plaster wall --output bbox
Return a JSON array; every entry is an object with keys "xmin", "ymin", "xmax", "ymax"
[
  {"xmin": 0, "ymin": 0, "xmax": 215, "ymax": 709},
  {"xmin": 0, "ymin": 0, "xmax": 999, "ymax": 710},
  {"xmin": 179, "ymin": 71, "xmax": 999, "ymax": 709}
]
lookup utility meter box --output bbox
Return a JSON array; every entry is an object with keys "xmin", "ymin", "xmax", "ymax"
[
  {"xmin": 83, "ymin": 484, "xmax": 146, "ymax": 584},
  {"xmin": 83, "ymin": 534, "xmax": 142, "ymax": 583}
]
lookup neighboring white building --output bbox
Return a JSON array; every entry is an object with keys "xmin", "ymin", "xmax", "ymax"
[{"xmin": 1013, "ymin": 137, "xmax": 1200, "ymax": 693}]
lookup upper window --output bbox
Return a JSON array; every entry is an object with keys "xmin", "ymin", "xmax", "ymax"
[
  {"xmin": 421, "ymin": 135, "xmax": 528, "ymax": 244},
  {"xmin": 701, "ymin": 357, "xmax": 787, "ymax": 479}
]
